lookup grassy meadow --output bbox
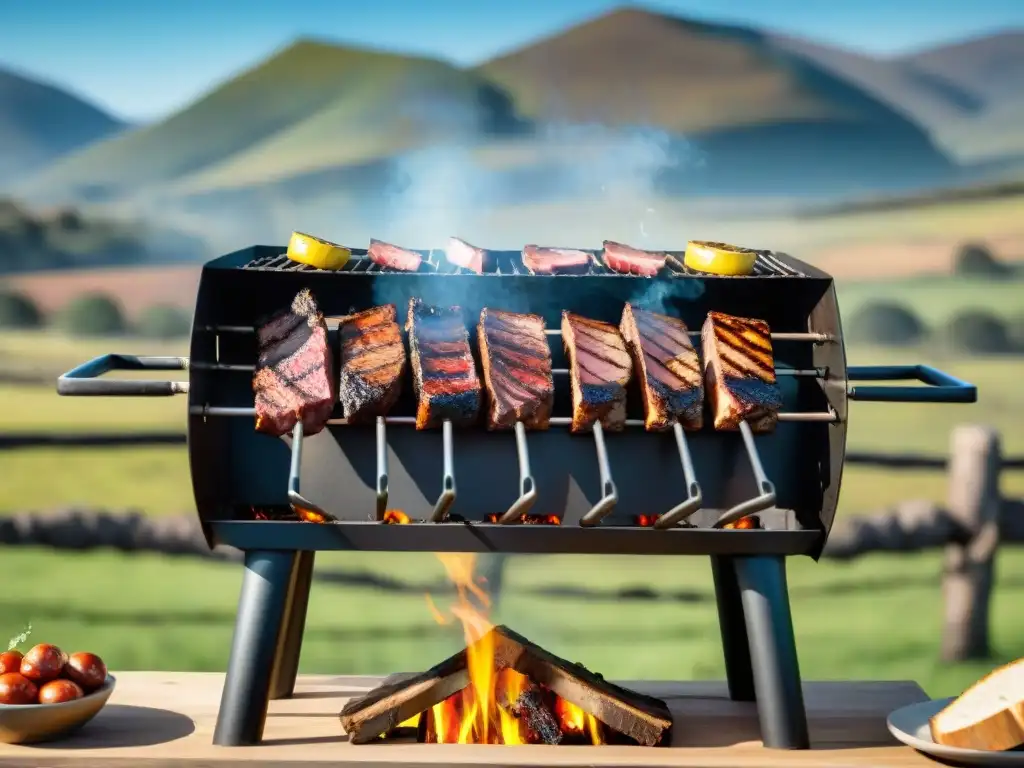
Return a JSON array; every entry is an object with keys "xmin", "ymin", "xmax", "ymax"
[{"xmin": 1, "ymin": 281, "xmax": 1023, "ymax": 700}]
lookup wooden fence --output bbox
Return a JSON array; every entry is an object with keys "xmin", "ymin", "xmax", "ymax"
[{"xmin": 1, "ymin": 423, "xmax": 1021, "ymax": 664}]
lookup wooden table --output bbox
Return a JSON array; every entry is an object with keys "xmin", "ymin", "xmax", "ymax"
[{"xmin": 0, "ymin": 673, "xmax": 940, "ymax": 767}]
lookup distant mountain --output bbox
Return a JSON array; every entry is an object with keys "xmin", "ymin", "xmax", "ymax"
[
  {"xmin": 0, "ymin": 67, "xmax": 126, "ymax": 185},
  {"xmin": 473, "ymin": 8, "xmax": 954, "ymax": 194},
  {"xmin": 19, "ymin": 40, "xmax": 525, "ymax": 202},
  {"xmin": 774, "ymin": 30, "xmax": 1024, "ymax": 162},
  {"xmin": 15, "ymin": 7, "xmax": 997, "ymax": 218},
  {"xmin": 898, "ymin": 30, "xmax": 1024, "ymax": 104}
]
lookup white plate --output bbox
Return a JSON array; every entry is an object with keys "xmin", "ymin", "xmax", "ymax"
[{"xmin": 887, "ymin": 697, "xmax": 1024, "ymax": 766}]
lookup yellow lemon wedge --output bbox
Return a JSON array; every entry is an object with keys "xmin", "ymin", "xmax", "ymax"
[
  {"xmin": 286, "ymin": 231, "xmax": 351, "ymax": 271},
  {"xmin": 683, "ymin": 241, "xmax": 758, "ymax": 276}
]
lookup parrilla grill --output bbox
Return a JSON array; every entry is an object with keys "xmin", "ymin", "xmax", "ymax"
[{"xmin": 57, "ymin": 243, "xmax": 977, "ymax": 752}]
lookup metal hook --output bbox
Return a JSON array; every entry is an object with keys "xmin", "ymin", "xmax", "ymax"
[
  {"xmin": 429, "ymin": 419, "xmax": 457, "ymax": 522},
  {"xmin": 579, "ymin": 421, "xmax": 618, "ymax": 527},
  {"xmin": 375, "ymin": 416, "xmax": 389, "ymax": 520},
  {"xmin": 713, "ymin": 420, "xmax": 777, "ymax": 529},
  {"xmin": 653, "ymin": 422, "xmax": 704, "ymax": 528},
  {"xmin": 497, "ymin": 421, "xmax": 538, "ymax": 523},
  {"xmin": 287, "ymin": 421, "xmax": 336, "ymax": 521}
]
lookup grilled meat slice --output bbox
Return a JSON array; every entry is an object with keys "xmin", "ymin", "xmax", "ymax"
[
  {"xmin": 620, "ymin": 304, "xmax": 703, "ymax": 431},
  {"xmin": 478, "ymin": 309, "xmax": 554, "ymax": 430},
  {"xmin": 522, "ymin": 245, "xmax": 592, "ymax": 275},
  {"xmin": 701, "ymin": 311, "xmax": 783, "ymax": 432},
  {"xmin": 445, "ymin": 236, "xmax": 489, "ymax": 274},
  {"xmin": 405, "ymin": 298, "xmax": 481, "ymax": 429},
  {"xmin": 368, "ymin": 239, "xmax": 423, "ymax": 272},
  {"xmin": 253, "ymin": 288, "xmax": 336, "ymax": 437},
  {"xmin": 602, "ymin": 241, "xmax": 667, "ymax": 277},
  {"xmin": 561, "ymin": 311, "xmax": 633, "ymax": 434},
  {"xmin": 338, "ymin": 305, "xmax": 406, "ymax": 423}
]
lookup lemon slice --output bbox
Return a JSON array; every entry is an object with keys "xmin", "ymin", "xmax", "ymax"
[
  {"xmin": 286, "ymin": 231, "xmax": 351, "ymax": 271},
  {"xmin": 683, "ymin": 241, "xmax": 758, "ymax": 276}
]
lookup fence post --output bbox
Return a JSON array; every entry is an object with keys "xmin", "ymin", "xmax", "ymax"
[{"xmin": 941, "ymin": 424, "xmax": 1002, "ymax": 662}]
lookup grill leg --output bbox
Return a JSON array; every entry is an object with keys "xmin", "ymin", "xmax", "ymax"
[
  {"xmin": 733, "ymin": 555, "xmax": 810, "ymax": 750},
  {"xmin": 213, "ymin": 549, "xmax": 294, "ymax": 746},
  {"xmin": 711, "ymin": 555, "xmax": 755, "ymax": 701},
  {"xmin": 269, "ymin": 550, "xmax": 315, "ymax": 700}
]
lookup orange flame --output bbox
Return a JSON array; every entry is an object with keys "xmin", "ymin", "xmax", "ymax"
[
  {"xmin": 293, "ymin": 506, "xmax": 330, "ymax": 524},
  {"xmin": 383, "ymin": 509, "xmax": 411, "ymax": 524},
  {"xmin": 725, "ymin": 516, "xmax": 759, "ymax": 530},
  {"xmin": 422, "ymin": 553, "xmax": 602, "ymax": 745},
  {"xmin": 484, "ymin": 513, "xmax": 561, "ymax": 525},
  {"xmin": 634, "ymin": 514, "xmax": 658, "ymax": 527}
]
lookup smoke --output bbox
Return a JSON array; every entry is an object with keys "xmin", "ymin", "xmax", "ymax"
[{"xmin": 376, "ymin": 121, "xmax": 703, "ymax": 250}]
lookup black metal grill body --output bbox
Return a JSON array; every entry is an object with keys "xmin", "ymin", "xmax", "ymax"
[{"xmin": 57, "ymin": 243, "xmax": 977, "ymax": 752}]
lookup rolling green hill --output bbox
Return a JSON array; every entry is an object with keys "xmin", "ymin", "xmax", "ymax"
[
  {"xmin": 0, "ymin": 67, "xmax": 125, "ymax": 185},
  {"xmin": 20, "ymin": 40, "xmax": 520, "ymax": 201}
]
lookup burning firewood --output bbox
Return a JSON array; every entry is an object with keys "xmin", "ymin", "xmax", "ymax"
[
  {"xmin": 503, "ymin": 684, "xmax": 562, "ymax": 745},
  {"xmin": 338, "ymin": 624, "xmax": 672, "ymax": 746}
]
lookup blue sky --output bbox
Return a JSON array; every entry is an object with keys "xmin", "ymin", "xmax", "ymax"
[{"xmin": 2, "ymin": 0, "xmax": 1022, "ymax": 121}]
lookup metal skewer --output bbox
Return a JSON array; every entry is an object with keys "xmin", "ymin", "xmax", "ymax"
[
  {"xmin": 579, "ymin": 421, "xmax": 618, "ymax": 527},
  {"xmin": 653, "ymin": 422, "xmax": 704, "ymax": 529},
  {"xmin": 375, "ymin": 416, "xmax": 389, "ymax": 520},
  {"xmin": 497, "ymin": 421, "xmax": 538, "ymax": 523},
  {"xmin": 713, "ymin": 420, "xmax": 777, "ymax": 529},
  {"xmin": 287, "ymin": 422, "xmax": 336, "ymax": 521},
  {"xmin": 429, "ymin": 419, "xmax": 457, "ymax": 522}
]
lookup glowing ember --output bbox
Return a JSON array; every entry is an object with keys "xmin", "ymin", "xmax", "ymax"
[
  {"xmin": 421, "ymin": 553, "xmax": 603, "ymax": 745},
  {"xmin": 634, "ymin": 514, "xmax": 659, "ymax": 527},
  {"xmin": 252, "ymin": 509, "xmax": 270, "ymax": 520},
  {"xmin": 383, "ymin": 509, "xmax": 411, "ymax": 525},
  {"xmin": 725, "ymin": 516, "xmax": 759, "ymax": 530},
  {"xmin": 484, "ymin": 513, "xmax": 560, "ymax": 525}
]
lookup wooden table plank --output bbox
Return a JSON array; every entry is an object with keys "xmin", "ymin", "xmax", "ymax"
[{"xmin": 0, "ymin": 673, "xmax": 939, "ymax": 767}]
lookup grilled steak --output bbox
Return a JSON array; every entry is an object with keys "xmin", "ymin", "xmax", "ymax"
[
  {"xmin": 602, "ymin": 241, "xmax": 667, "ymax": 277},
  {"xmin": 620, "ymin": 304, "xmax": 703, "ymax": 431},
  {"xmin": 338, "ymin": 304, "xmax": 406, "ymax": 423},
  {"xmin": 478, "ymin": 309, "xmax": 554, "ymax": 430},
  {"xmin": 522, "ymin": 245, "xmax": 591, "ymax": 275},
  {"xmin": 406, "ymin": 298, "xmax": 481, "ymax": 429},
  {"xmin": 445, "ymin": 236, "xmax": 489, "ymax": 274},
  {"xmin": 368, "ymin": 239, "xmax": 423, "ymax": 272},
  {"xmin": 561, "ymin": 311, "xmax": 633, "ymax": 434},
  {"xmin": 701, "ymin": 311, "xmax": 783, "ymax": 432},
  {"xmin": 253, "ymin": 288, "xmax": 336, "ymax": 437}
]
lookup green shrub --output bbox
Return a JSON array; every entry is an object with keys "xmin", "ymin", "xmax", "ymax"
[
  {"xmin": 846, "ymin": 302, "xmax": 926, "ymax": 346},
  {"xmin": 953, "ymin": 242, "xmax": 1009, "ymax": 278},
  {"xmin": 56, "ymin": 293, "xmax": 126, "ymax": 337},
  {"xmin": 0, "ymin": 291, "xmax": 43, "ymax": 329},
  {"xmin": 1008, "ymin": 313, "xmax": 1024, "ymax": 352},
  {"xmin": 945, "ymin": 311, "xmax": 1012, "ymax": 354},
  {"xmin": 136, "ymin": 304, "xmax": 191, "ymax": 340}
]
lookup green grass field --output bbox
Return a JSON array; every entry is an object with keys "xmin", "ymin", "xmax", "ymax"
[
  {"xmin": 837, "ymin": 275, "xmax": 1024, "ymax": 327},
  {"xmin": 2, "ymin": 329, "xmax": 1023, "ymax": 694}
]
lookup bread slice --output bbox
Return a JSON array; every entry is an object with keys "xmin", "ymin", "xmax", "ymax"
[{"xmin": 929, "ymin": 658, "xmax": 1024, "ymax": 751}]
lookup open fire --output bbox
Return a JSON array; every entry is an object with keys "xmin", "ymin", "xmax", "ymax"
[
  {"xmin": 417, "ymin": 553, "xmax": 603, "ymax": 745},
  {"xmin": 339, "ymin": 553, "xmax": 673, "ymax": 747}
]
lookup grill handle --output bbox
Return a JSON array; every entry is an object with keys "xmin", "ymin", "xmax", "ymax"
[
  {"xmin": 846, "ymin": 365, "xmax": 976, "ymax": 404},
  {"xmin": 57, "ymin": 354, "xmax": 190, "ymax": 397}
]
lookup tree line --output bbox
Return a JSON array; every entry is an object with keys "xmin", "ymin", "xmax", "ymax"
[{"xmin": 0, "ymin": 290, "xmax": 191, "ymax": 339}]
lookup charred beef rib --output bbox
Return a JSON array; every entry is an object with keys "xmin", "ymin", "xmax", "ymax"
[
  {"xmin": 368, "ymin": 239, "xmax": 423, "ymax": 272},
  {"xmin": 602, "ymin": 241, "xmax": 668, "ymax": 277},
  {"xmin": 561, "ymin": 311, "xmax": 633, "ymax": 434},
  {"xmin": 701, "ymin": 311, "xmax": 783, "ymax": 432},
  {"xmin": 253, "ymin": 288, "xmax": 336, "ymax": 437},
  {"xmin": 406, "ymin": 298, "xmax": 482, "ymax": 429},
  {"xmin": 522, "ymin": 245, "xmax": 592, "ymax": 275},
  {"xmin": 338, "ymin": 304, "xmax": 407, "ymax": 423},
  {"xmin": 478, "ymin": 308, "xmax": 554, "ymax": 430},
  {"xmin": 620, "ymin": 304, "xmax": 703, "ymax": 431}
]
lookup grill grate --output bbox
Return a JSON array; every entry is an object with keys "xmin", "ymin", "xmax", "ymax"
[{"xmin": 241, "ymin": 248, "xmax": 804, "ymax": 277}]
